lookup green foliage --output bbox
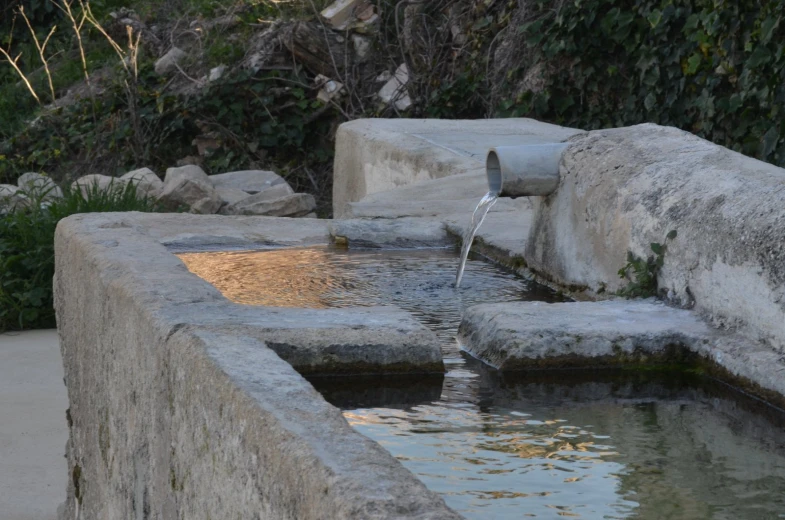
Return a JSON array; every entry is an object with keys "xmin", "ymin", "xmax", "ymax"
[
  {"xmin": 503, "ymin": 0, "xmax": 785, "ymax": 166},
  {"xmin": 425, "ymin": 74, "xmax": 487, "ymax": 119},
  {"xmin": 0, "ymin": 181, "xmax": 158, "ymax": 331},
  {"xmin": 617, "ymin": 230, "xmax": 677, "ymax": 298}
]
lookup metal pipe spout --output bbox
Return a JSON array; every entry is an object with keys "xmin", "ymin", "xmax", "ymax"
[{"xmin": 486, "ymin": 142, "xmax": 569, "ymax": 198}]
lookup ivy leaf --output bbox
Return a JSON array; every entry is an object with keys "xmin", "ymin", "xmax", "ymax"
[
  {"xmin": 686, "ymin": 54, "xmax": 702, "ymax": 75},
  {"xmin": 760, "ymin": 16, "xmax": 781, "ymax": 45},
  {"xmin": 747, "ymin": 45, "xmax": 771, "ymax": 68},
  {"xmin": 762, "ymin": 126, "xmax": 779, "ymax": 158},
  {"xmin": 644, "ymin": 92, "xmax": 657, "ymax": 110},
  {"xmin": 647, "ymin": 10, "xmax": 662, "ymax": 29}
]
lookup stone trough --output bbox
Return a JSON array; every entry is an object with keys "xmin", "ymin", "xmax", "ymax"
[{"xmin": 55, "ymin": 118, "xmax": 785, "ymax": 518}]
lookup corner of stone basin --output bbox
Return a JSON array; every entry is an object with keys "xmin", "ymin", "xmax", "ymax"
[
  {"xmin": 55, "ymin": 211, "xmax": 446, "ymax": 377},
  {"xmin": 54, "ymin": 211, "xmax": 464, "ymax": 519}
]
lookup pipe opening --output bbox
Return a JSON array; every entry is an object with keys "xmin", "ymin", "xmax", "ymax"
[{"xmin": 486, "ymin": 151, "xmax": 502, "ymax": 195}]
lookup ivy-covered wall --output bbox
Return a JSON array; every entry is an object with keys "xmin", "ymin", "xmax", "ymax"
[{"xmin": 496, "ymin": 0, "xmax": 784, "ymax": 165}]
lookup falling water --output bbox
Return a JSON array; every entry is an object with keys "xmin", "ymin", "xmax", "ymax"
[{"xmin": 455, "ymin": 191, "xmax": 499, "ymax": 287}]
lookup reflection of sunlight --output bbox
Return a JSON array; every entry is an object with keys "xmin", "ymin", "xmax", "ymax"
[{"xmin": 178, "ymin": 248, "xmax": 344, "ymax": 308}]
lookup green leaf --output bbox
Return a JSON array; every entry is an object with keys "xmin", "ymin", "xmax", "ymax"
[
  {"xmin": 762, "ymin": 126, "xmax": 779, "ymax": 158},
  {"xmin": 644, "ymin": 92, "xmax": 657, "ymax": 110},
  {"xmin": 686, "ymin": 54, "xmax": 702, "ymax": 75},
  {"xmin": 747, "ymin": 45, "xmax": 772, "ymax": 68},
  {"xmin": 666, "ymin": 230, "xmax": 678, "ymax": 240},
  {"xmin": 760, "ymin": 16, "xmax": 781, "ymax": 44},
  {"xmin": 647, "ymin": 10, "xmax": 662, "ymax": 29},
  {"xmin": 650, "ymin": 242, "xmax": 664, "ymax": 255}
]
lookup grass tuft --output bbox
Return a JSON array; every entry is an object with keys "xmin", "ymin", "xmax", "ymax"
[{"xmin": 0, "ymin": 180, "xmax": 159, "ymax": 331}]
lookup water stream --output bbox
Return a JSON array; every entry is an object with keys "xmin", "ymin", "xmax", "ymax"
[{"xmin": 455, "ymin": 191, "xmax": 499, "ymax": 288}]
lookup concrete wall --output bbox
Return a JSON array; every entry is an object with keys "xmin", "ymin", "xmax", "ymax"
[
  {"xmin": 526, "ymin": 124, "xmax": 785, "ymax": 354},
  {"xmin": 54, "ymin": 213, "xmax": 462, "ymax": 520},
  {"xmin": 332, "ymin": 118, "xmax": 579, "ymax": 217}
]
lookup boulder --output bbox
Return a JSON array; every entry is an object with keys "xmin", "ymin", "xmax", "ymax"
[
  {"xmin": 164, "ymin": 165, "xmax": 211, "ymax": 185},
  {"xmin": 0, "ymin": 184, "xmax": 28, "ymax": 213},
  {"xmin": 71, "ymin": 174, "xmax": 121, "ymax": 197},
  {"xmin": 209, "ymin": 169, "xmax": 287, "ymax": 194},
  {"xmin": 223, "ymin": 192, "xmax": 316, "ymax": 217},
  {"xmin": 217, "ymin": 183, "xmax": 293, "ymax": 215},
  {"xmin": 154, "ymin": 47, "xmax": 187, "ymax": 76},
  {"xmin": 378, "ymin": 63, "xmax": 411, "ymax": 111},
  {"xmin": 215, "ymin": 186, "xmax": 251, "ymax": 206},
  {"xmin": 158, "ymin": 173, "xmax": 222, "ymax": 214},
  {"xmin": 120, "ymin": 168, "xmax": 163, "ymax": 198},
  {"xmin": 17, "ymin": 172, "xmax": 63, "ymax": 199}
]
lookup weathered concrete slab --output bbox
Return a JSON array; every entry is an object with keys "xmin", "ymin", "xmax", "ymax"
[
  {"xmin": 154, "ymin": 303, "xmax": 444, "ymax": 376},
  {"xmin": 54, "ymin": 212, "xmax": 461, "ymax": 520},
  {"xmin": 333, "ymin": 118, "xmax": 581, "ymax": 217},
  {"xmin": 460, "ymin": 299, "xmax": 785, "ymax": 405},
  {"xmin": 0, "ymin": 330, "xmax": 68, "ymax": 520},
  {"xmin": 329, "ymin": 218, "xmax": 452, "ymax": 248},
  {"xmin": 459, "ymin": 300, "xmax": 715, "ymax": 370},
  {"xmin": 130, "ymin": 212, "xmax": 332, "ymax": 250}
]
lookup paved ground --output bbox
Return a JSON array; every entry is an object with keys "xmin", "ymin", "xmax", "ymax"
[{"xmin": 0, "ymin": 330, "xmax": 67, "ymax": 520}]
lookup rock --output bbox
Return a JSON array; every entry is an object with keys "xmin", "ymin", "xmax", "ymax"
[
  {"xmin": 154, "ymin": 47, "xmax": 187, "ymax": 75},
  {"xmin": 315, "ymin": 74, "xmax": 344, "ymax": 103},
  {"xmin": 223, "ymin": 192, "xmax": 316, "ymax": 217},
  {"xmin": 209, "ymin": 170, "xmax": 287, "ymax": 194},
  {"xmin": 458, "ymin": 300, "xmax": 715, "ymax": 370},
  {"xmin": 352, "ymin": 35, "xmax": 371, "ymax": 61},
  {"xmin": 165, "ymin": 164, "xmax": 211, "ymax": 185},
  {"xmin": 71, "ymin": 174, "xmax": 122, "ymax": 197},
  {"xmin": 16, "ymin": 172, "xmax": 63, "ymax": 199},
  {"xmin": 176, "ymin": 156, "xmax": 203, "ymax": 167},
  {"xmin": 215, "ymin": 186, "xmax": 251, "ymax": 206},
  {"xmin": 208, "ymin": 65, "xmax": 226, "ymax": 82},
  {"xmin": 378, "ymin": 63, "xmax": 411, "ymax": 111},
  {"xmin": 158, "ymin": 170, "xmax": 222, "ymax": 214},
  {"xmin": 320, "ymin": 0, "xmax": 362, "ymax": 29},
  {"xmin": 192, "ymin": 134, "xmax": 221, "ymax": 157},
  {"xmin": 0, "ymin": 184, "xmax": 28, "ymax": 213},
  {"xmin": 249, "ymin": 182, "xmax": 293, "ymax": 201},
  {"xmin": 120, "ymin": 168, "xmax": 163, "ymax": 198}
]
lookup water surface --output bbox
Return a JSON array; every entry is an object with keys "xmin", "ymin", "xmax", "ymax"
[{"xmin": 179, "ymin": 247, "xmax": 785, "ymax": 519}]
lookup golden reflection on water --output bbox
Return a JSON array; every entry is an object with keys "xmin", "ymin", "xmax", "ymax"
[{"xmin": 177, "ymin": 248, "xmax": 357, "ymax": 308}]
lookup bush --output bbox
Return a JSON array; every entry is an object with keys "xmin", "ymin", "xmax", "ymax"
[
  {"xmin": 501, "ymin": 0, "xmax": 785, "ymax": 166},
  {"xmin": 0, "ymin": 181, "xmax": 158, "ymax": 331}
]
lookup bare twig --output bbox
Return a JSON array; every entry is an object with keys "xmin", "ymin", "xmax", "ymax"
[
  {"xmin": 0, "ymin": 48, "xmax": 41, "ymax": 103},
  {"xmin": 19, "ymin": 6, "xmax": 58, "ymax": 103}
]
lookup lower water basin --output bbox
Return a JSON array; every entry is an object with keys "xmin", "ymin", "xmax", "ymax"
[{"xmin": 178, "ymin": 247, "xmax": 785, "ymax": 519}]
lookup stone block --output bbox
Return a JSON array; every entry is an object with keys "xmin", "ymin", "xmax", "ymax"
[
  {"xmin": 459, "ymin": 300, "xmax": 715, "ymax": 370},
  {"xmin": 209, "ymin": 169, "xmax": 287, "ymax": 194},
  {"xmin": 223, "ymin": 192, "xmax": 315, "ymax": 217}
]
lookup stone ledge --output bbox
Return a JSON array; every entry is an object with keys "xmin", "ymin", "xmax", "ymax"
[
  {"xmin": 458, "ymin": 299, "xmax": 785, "ymax": 406},
  {"xmin": 458, "ymin": 300, "xmax": 713, "ymax": 369}
]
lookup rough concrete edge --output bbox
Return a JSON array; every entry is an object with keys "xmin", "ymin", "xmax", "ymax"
[
  {"xmin": 458, "ymin": 300, "xmax": 785, "ymax": 409},
  {"xmin": 54, "ymin": 212, "xmax": 462, "ymax": 519}
]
